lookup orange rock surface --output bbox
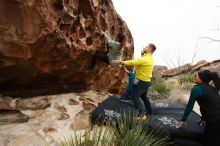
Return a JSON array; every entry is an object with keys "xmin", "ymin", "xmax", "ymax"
[{"xmin": 0, "ymin": 0, "xmax": 134, "ymax": 97}]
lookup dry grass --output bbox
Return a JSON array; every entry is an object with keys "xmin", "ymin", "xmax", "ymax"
[
  {"xmin": 180, "ymin": 82, "xmax": 194, "ymax": 91},
  {"xmin": 167, "ymin": 89, "xmax": 189, "ymax": 104},
  {"xmin": 179, "ymin": 74, "xmax": 194, "ymax": 84},
  {"xmin": 164, "ymin": 78, "xmax": 180, "ymax": 89},
  {"xmin": 151, "ymin": 78, "xmax": 171, "ymax": 94}
]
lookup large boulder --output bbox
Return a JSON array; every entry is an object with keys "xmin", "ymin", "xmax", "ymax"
[
  {"xmin": 0, "ymin": 0, "xmax": 134, "ymax": 97},
  {"xmin": 0, "ymin": 100, "xmax": 11, "ymax": 110},
  {"xmin": 161, "ymin": 59, "xmax": 220, "ymax": 78},
  {"xmin": 192, "ymin": 59, "xmax": 220, "ymax": 76},
  {"xmin": 199, "ymin": 60, "xmax": 220, "ymax": 76},
  {"xmin": 161, "ymin": 64, "xmax": 192, "ymax": 78},
  {"xmin": 153, "ymin": 65, "xmax": 168, "ymax": 77},
  {"xmin": 192, "ymin": 60, "xmax": 210, "ymax": 71},
  {"xmin": 0, "ymin": 109, "xmax": 29, "ymax": 124}
]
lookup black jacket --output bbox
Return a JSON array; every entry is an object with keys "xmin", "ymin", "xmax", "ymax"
[{"xmin": 197, "ymin": 83, "xmax": 220, "ymax": 125}]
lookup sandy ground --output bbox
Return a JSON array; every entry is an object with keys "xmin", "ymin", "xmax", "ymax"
[{"xmin": 0, "ymin": 91, "xmax": 108, "ymax": 146}]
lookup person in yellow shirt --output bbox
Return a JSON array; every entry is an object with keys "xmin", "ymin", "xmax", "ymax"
[{"xmin": 113, "ymin": 43, "xmax": 156, "ymax": 118}]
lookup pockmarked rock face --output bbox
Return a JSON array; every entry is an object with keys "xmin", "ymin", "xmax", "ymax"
[{"xmin": 0, "ymin": 0, "xmax": 134, "ymax": 97}]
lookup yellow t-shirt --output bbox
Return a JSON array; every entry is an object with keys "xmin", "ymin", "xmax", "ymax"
[{"xmin": 123, "ymin": 54, "xmax": 155, "ymax": 82}]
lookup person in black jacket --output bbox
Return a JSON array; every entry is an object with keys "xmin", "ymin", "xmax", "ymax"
[{"xmin": 176, "ymin": 70, "xmax": 220, "ymax": 146}]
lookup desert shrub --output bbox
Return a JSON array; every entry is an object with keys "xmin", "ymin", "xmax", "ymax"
[
  {"xmin": 151, "ymin": 77, "xmax": 171, "ymax": 94},
  {"xmin": 165, "ymin": 78, "xmax": 180, "ymax": 89},
  {"xmin": 179, "ymin": 74, "xmax": 194, "ymax": 84}
]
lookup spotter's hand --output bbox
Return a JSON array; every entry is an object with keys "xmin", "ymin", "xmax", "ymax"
[{"xmin": 176, "ymin": 121, "xmax": 186, "ymax": 129}]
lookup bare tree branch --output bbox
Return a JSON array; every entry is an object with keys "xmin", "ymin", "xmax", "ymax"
[
  {"xmin": 159, "ymin": 53, "xmax": 176, "ymax": 69},
  {"xmin": 168, "ymin": 54, "xmax": 177, "ymax": 68},
  {"xmin": 198, "ymin": 37, "xmax": 220, "ymax": 43},
  {"xmin": 210, "ymin": 22, "xmax": 220, "ymax": 31},
  {"xmin": 191, "ymin": 40, "xmax": 200, "ymax": 65},
  {"xmin": 210, "ymin": 28, "xmax": 220, "ymax": 31}
]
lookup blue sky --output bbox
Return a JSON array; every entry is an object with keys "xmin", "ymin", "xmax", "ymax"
[{"xmin": 112, "ymin": 0, "xmax": 220, "ymax": 67}]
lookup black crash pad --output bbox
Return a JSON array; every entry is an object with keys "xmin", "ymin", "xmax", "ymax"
[
  {"xmin": 153, "ymin": 112, "xmax": 204, "ymax": 140},
  {"xmin": 152, "ymin": 102, "xmax": 185, "ymax": 115},
  {"xmin": 119, "ymin": 101, "xmax": 186, "ymax": 115},
  {"xmin": 153, "ymin": 109, "xmax": 184, "ymax": 115},
  {"xmin": 90, "ymin": 95, "xmax": 136, "ymax": 124},
  {"xmin": 152, "ymin": 102, "xmax": 185, "ymax": 110},
  {"xmin": 90, "ymin": 95, "xmax": 204, "ymax": 142},
  {"xmin": 173, "ymin": 138, "xmax": 202, "ymax": 146}
]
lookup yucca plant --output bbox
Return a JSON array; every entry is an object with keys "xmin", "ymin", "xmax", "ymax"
[
  {"xmin": 60, "ymin": 127, "xmax": 114, "ymax": 146},
  {"xmin": 60, "ymin": 110, "xmax": 170, "ymax": 146},
  {"xmin": 111, "ymin": 110, "xmax": 170, "ymax": 146}
]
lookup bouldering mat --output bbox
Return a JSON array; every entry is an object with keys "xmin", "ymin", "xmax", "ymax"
[{"xmin": 90, "ymin": 95, "xmax": 136, "ymax": 124}]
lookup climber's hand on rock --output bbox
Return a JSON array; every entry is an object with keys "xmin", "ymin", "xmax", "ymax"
[
  {"xmin": 101, "ymin": 31, "xmax": 105, "ymax": 35},
  {"xmin": 176, "ymin": 121, "xmax": 186, "ymax": 129},
  {"xmin": 118, "ymin": 64, "xmax": 123, "ymax": 68},
  {"xmin": 112, "ymin": 60, "xmax": 119, "ymax": 64}
]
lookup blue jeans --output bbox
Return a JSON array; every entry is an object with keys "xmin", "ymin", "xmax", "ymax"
[
  {"xmin": 141, "ymin": 87, "xmax": 153, "ymax": 115},
  {"xmin": 121, "ymin": 88, "xmax": 131, "ymax": 100},
  {"xmin": 130, "ymin": 80, "xmax": 153, "ymax": 115}
]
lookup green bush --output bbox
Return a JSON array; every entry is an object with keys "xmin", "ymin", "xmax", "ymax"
[
  {"xmin": 60, "ymin": 111, "xmax": 170, "ymax": 146},
  {"xmin": 151, "ymin": 78, "xmax": 171, "ymax": 94},
  {"xmin": 179, "ymin": 74, "xmax": 194, "ymax": 84}
]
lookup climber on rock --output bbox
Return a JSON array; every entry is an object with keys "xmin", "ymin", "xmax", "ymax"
[
  {"xmin": 112, "ymin": 44, "xmax": 156, "ymax": 119},
  {"xmin": 90, "ymin": 31, "xmax": 126, "ymax": 69}
]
